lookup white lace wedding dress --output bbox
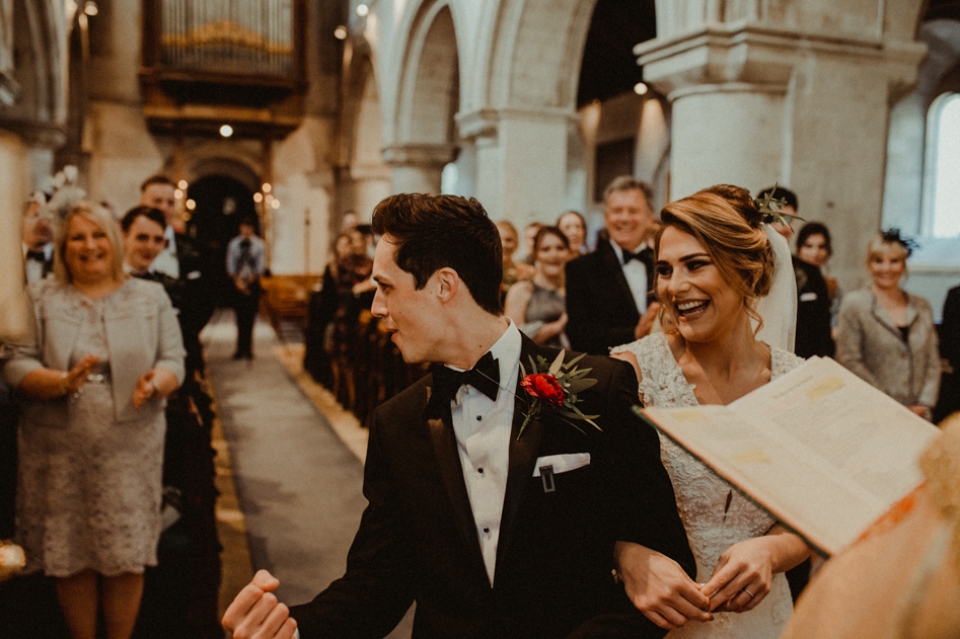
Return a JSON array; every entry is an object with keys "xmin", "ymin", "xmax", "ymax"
[{"xmin": 613, "ymin": 332, "xmax": 803, "ymax": 639}]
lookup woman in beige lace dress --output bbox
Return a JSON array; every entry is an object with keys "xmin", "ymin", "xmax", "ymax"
[
  {"xmin": 611, "ymin": 185, "xmax": 811, "ymax": 638},
  {"xmin": 4, "ymin": 203, "xmax": 184, "ymax": 639}
]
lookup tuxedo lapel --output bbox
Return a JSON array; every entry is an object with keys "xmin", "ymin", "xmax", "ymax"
[
  {"xmin": 597, "ymin": 239, "xmax": 639, "ymax": 317},
  {"xmin": 424, "ymin": 387, "xmax": 489, "ymax": 582},
  {"xmin": 496, "ymin": 338, "xmax": 546, "ymax": 571}
]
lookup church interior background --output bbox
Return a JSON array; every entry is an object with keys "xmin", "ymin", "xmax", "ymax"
[{"xmin": 1, "ymin": 0, "xmax": 958, "ymax": 320}]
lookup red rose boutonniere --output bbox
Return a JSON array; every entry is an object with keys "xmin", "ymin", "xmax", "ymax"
[{"xmin": 517, "ymin": 350, "xmax": 600, "ymax": 440}]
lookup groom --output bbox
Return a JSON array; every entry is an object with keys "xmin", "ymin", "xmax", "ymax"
[{"xmin": 222, "ymin": 194, "xmax": 695, "ymax": 639}]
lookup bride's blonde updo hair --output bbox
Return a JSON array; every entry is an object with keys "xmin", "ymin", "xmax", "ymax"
[{"xmin": 655, "ymin": 184, "xmax": 776, "ymax": 326}]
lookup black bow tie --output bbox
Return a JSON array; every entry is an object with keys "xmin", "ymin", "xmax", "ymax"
[
  {"xmin": 622, "ymin": 246, "xmax": 654, "ymax": 266},
  {"xmin": 426, "ymin": 351, "xmax": 500, "ymax": 419},
  {"xmin": 26, "ymin": 249, "xmax": 47, "ymax": 262}
]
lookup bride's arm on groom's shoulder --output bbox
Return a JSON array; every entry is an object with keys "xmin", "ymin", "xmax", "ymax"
[
  {"xmin": 614, "ymin": 541, "xmax": 713, "ymax": 630},
  {"xmin": 222, "ymin": 570, "xmax": 299, "ymax": 639},
  {"xmin": 702, "ymin": 525, "xmax": 811, "ymax": 614}
]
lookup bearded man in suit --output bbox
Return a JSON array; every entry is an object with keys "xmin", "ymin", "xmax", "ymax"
[
  {"xmin": 566, "ymin": 177, "xmax": 661, "ymax": 356},
  {"xmin": 222, "ymin": 193, "xmax": 696, "ymax": 639}
]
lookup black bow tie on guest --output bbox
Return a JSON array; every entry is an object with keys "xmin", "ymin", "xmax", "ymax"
[
  {"xmin": 25, "ymin": 249, "xmax": 46, "ymax": 262},
  {"xmin": 622, "ymin": 246, "xmax": 654, "ymax": 266},
  {"xmin": 425, "ymin": 351, "xmax": 500, "ymax": 419}
]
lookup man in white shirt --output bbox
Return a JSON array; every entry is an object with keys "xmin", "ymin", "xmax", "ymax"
[
  {"xmin": 21, "ymin": 194, "xmax": 54, "ymax": 284},
  {"xmin": 566, "ymin": 176, "xmax": 661, "ymax": 355},
  {"xmin": 222, "ymin": 193, "xmax": 694, "ymax": 639}
]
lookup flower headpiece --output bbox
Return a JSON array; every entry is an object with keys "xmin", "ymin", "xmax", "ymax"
[
  {"xmin": 754, "ymin": 184, "xmax": 804, "ymax": 228},
  {"xmin": 39, "ymin": 165, "xmax": 87, "ymax": 232},
  {"xmin": 880, "ymin": 228, "xmax": 919, "ymax": 257}
]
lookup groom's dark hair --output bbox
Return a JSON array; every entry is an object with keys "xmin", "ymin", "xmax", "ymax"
[{"xmin": 372, "ymin": 193, "xmax": 503, "ymax": 316}]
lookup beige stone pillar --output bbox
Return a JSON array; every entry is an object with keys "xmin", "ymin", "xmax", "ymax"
[
  {"xmin": 459, "ymin": 108, "xmax": 573, "ymax": 225},
  {"xmin": 636, "ymin": 9, "xmax": 926, "ymax": 287},
  {"xmin": 383, "ymin": 143, "xmax": 457, "ymax": 196},
  {"xmin": 0, "ymin": 129, "xmax": 29, "ymax": 339}
]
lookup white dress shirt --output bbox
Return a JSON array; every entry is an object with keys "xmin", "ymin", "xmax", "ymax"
[
  {"xmin": 22, "ymin": 243, "xmax": 52, "ymax": 284},
  {"xmin": 446, "ymin": 321, "xmax": 522, "ymax": 586},
  {"xmin": 609, "ymin": 240, "xmax": 650, "ymax": 314},
  {"xmin": 151, "ymin": 225, "xmax": 180, "ymax": 279}
]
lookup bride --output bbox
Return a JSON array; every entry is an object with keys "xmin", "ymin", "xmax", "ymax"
[{"xmin": 611, "ymin": 185, "xmax": 811, "ymax": 638}]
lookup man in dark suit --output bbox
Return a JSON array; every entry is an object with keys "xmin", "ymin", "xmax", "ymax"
[
  {"xmin": 21, "ymin": 194, "xmax": 54, "ymax": 284},
  {"xmin": 566, "ymin": 177, "xmax": 661, "ymax": 356},
  {"xmin": 222, "ymin": 194, "xmax": 697, "ymax": 639},
  {"xmin": 934, "ymin": 284, "xmax": 960, "ymax": 423},
  {"xmin": 139, "ymin": 174, "xmax": 214, "ymax": 380}
]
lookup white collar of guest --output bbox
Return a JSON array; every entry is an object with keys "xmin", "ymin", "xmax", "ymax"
[{"xmin": 610, "ymin": 240, "xmax": 650, "ymax": 266}]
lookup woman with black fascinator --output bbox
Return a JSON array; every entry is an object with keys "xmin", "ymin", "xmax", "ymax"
[{"xmin": 836, "ymin": 230, "xmax": 940, "ymax": 420}]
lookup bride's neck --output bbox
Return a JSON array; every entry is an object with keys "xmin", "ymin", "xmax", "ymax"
[{"xmin": 683, "ymin": 318, "xmax": 765, "ymax": 377}]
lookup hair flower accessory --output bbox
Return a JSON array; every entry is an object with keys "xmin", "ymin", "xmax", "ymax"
[
  {"xmin": 880, "ymin": 228, "xmax": 919, "ymax": 257},
  {"xmin": 754, "ymin": 183, "xmax": 804, "ymax": 228},
  {"xmin": 517, "ymin": 350, "xmax": 600, "ymax": 440}
]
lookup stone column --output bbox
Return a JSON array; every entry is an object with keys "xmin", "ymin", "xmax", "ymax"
[
  {"xmin": 383, "ymin": 143, "xmax": 457, "ymax": 195},
  {"xmin": 0, "ymin": 129, "xmax": 29, "ymax": 338},
  {"xmin": 636, "ymin": 4, "xmax": 926, "ymax": 287},
  {"xmin": 458, "ymin": 108, "xmax": 573, "ymax": 225}
]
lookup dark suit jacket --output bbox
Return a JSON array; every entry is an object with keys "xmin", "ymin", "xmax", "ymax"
[
  {"xmin": 934, "ymin": 285, "xmax": 960, "ymax": 423},
  {"xmin": 792, "ymin": 256, "xmax": 834, "ymax": 359},
  {"xmin": 289, "ymin": 337, "xmax": 694, "ymax": 639},
  {"xmin": 566, "ymin": 238, "xmax": 651, "ymax": 356}
]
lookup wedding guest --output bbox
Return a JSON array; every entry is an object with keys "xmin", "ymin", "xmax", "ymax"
[
  {"xmin": 495, "ymin": 220, "xmax": 534, "ymax": 300},
  {"xmin": 520, "ymin": 220, "xmax": 542, "ymax": 265},
  {"xmin": 612, "ymin": 184, "xmax": 811, "ymax": 636},
  {"xmin": 557, "ymin": 210, "xmax": 588, "ymax": 255},
  {"xmin": 758, "ymin": 186, "xmax": 832, "ymax": 358},
  {"xmin": 796, "ymin": 221, "xmax": 841, "ymax": 332},
  {"xmin": 139, "ymin": 175, "xmax": 212, "ymax": 379},
  {"xmin": 836, "ymin": 231, "xmax": 940, "ymax": 420},
  {"xmin": 222, "ymin": 193, "xmax": 694, "ymax": 639},
  {"xmin": 21, "ymin": 194, "xmax": 54, "ymax": 284},
  {"xmin": 934, "ymin": 283, "xmax": 960, "ymax": 423},
  {"xmin": 4, "ymin": 202, "xmax": 184, "ymax": 639},
  {"xmin": 120, "ymin": 206, "xmax": 168, "ymax": 278},
  {"xmin": 503, "ymin": 226, "xmax": 571, "ymax": 348},
  {"xmin": 566, "ymin": 176, "xmax": 661, "ymax": 355},
  {"xmin": 226, "ymin": 217, "xmax": 266, "ymax": 360}
]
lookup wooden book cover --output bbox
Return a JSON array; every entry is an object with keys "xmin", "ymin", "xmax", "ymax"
[{"xmin": 637, "ymin": 357, "xmax": 940, "ymax": 556}]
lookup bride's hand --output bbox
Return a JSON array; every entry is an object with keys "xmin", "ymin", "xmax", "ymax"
[
  {"xmin": 615, "ymin": 541, "xmax": 712, "ymax": 629},
  {"xmin": 701, "ymin": 537, "xmax": 775, "ymax": 613},
  {"xmin": 702, "ymin": 527, "xmax": 809, "ymax": 614}
]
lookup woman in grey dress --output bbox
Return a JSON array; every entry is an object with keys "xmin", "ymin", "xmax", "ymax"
[
  {"xmin": 4, "ymin": 203, "xmax": 184, "ymax": 639},
  {"xmin": 503, "ymin": 226, "xmax": 571, "ymax": 348}
]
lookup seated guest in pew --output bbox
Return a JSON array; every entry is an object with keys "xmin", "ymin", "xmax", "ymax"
[
  {"xmin": 503, "ymin": 225, "xmax": 572, "ymax": 349},
  {"xmin": 222, "ymin": 193, "xmax": 694, "ymax": 639}
]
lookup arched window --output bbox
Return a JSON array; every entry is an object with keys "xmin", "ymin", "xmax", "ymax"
[{"xmin": 926, "ymin": 93, "xmax": 960, "ymax": 238}]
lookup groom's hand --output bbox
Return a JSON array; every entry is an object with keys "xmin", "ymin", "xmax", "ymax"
[
  {"xmin": 223, "ymin": 570, "xmax": 299, "ymax": 639},
  {"xmin": 614, "ymin": 541, "xmax": 712, "ymax": 630}
]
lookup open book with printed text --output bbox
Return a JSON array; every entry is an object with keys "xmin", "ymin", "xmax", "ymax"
[{"xmin": 636, "ymin": 356, "xmax": 941, "ymax": 557}]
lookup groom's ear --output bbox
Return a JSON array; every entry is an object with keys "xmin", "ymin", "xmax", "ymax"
[{"xmin": 434, "ymin": 267, "xmax": 460, "ymax": 302}]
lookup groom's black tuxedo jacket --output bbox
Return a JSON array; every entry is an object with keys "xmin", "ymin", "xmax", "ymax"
[{"xmin": 290, "ymin": 337, "xmax": 694, "ymax": 639}]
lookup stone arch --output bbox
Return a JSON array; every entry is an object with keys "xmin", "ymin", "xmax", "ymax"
[
  {"xmin": 481, "ymin": 0, "xmax": 598, "ymax": 112},
  {"xmin": 339, "ymin": 40, "xmax": 390, "ymax": 220},
  {"xmin": 183, "ymin": 144, "xmax": 263, "ymax": 193},
  {"xmin": 394, "ymin": 2, "xmax": 460, "ymax": 148},
  {"xmin": 8, "ymin": 0, "xmax": 67, "ymax": 133}
]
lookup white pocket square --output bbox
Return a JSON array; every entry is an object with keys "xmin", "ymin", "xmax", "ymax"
[
  {"xmin": 799, "ymin": 291, "xmax": 818, "ymax": 302},
  {"xmin": 532, "ymin": 453, "xmax": 591, "ymax": 476}
]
